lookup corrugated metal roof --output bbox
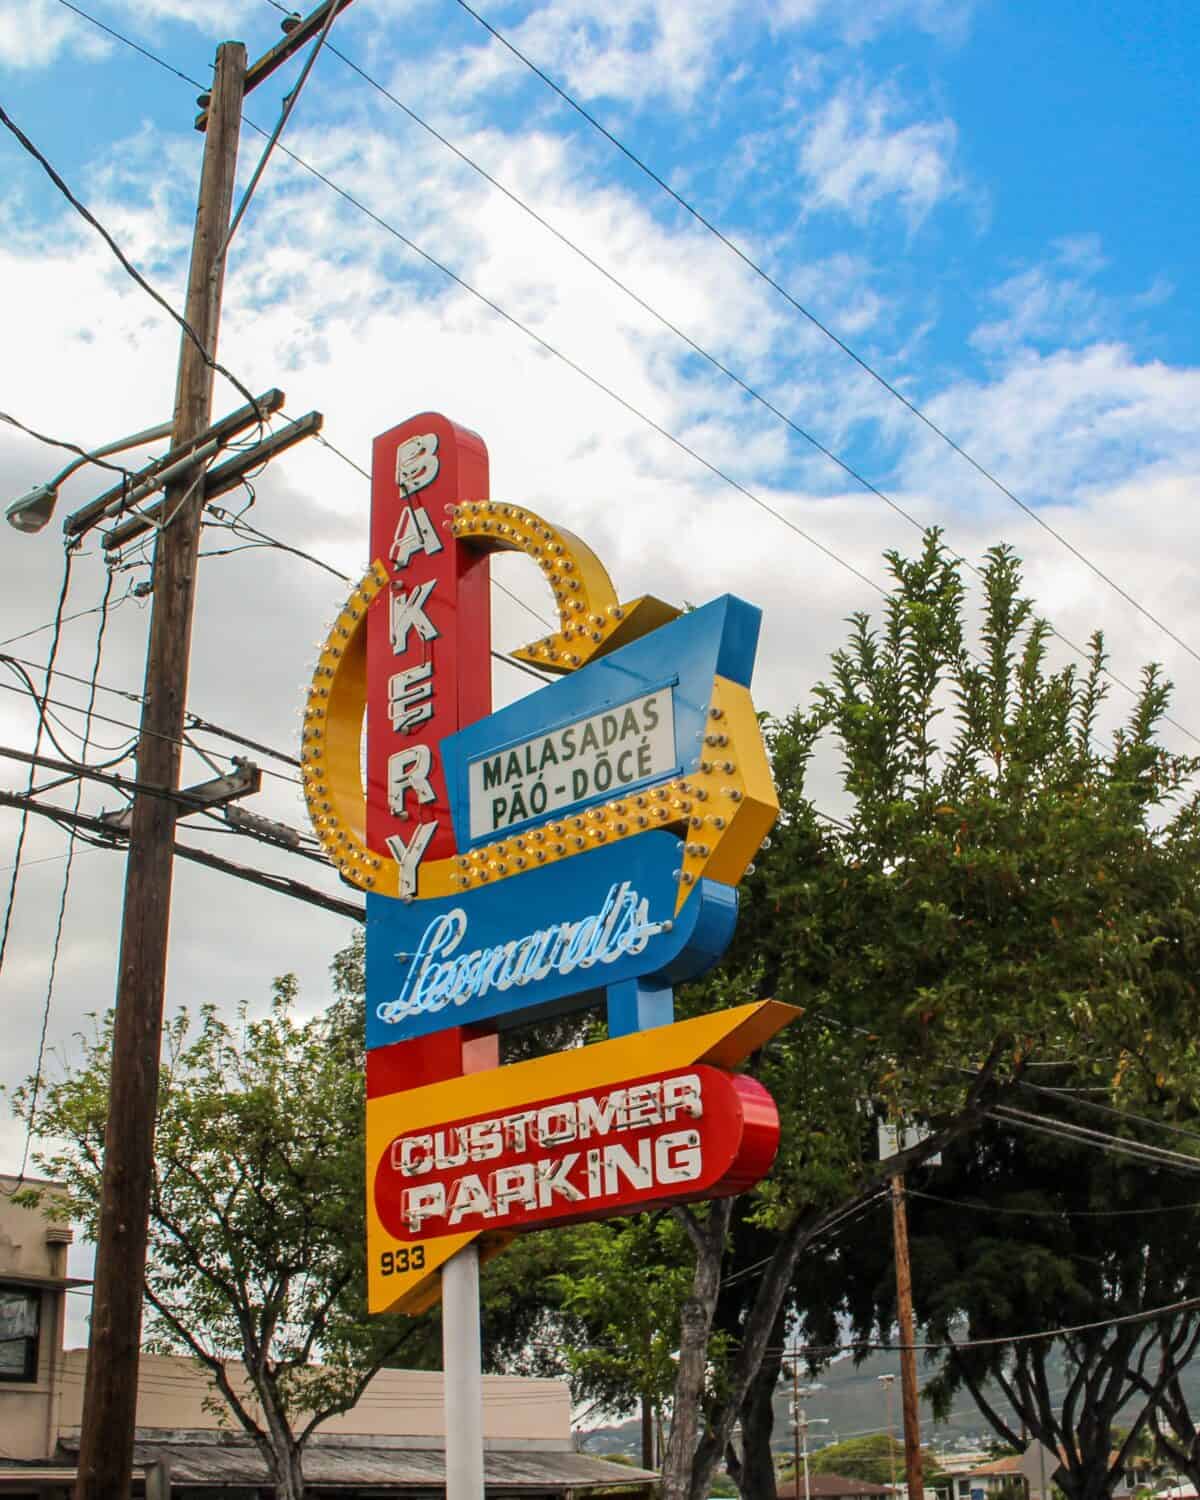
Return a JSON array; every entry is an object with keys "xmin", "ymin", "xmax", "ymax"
[{"xmin": 54, "ymin": 1437, "xmax": 655, "ymax": 1492}]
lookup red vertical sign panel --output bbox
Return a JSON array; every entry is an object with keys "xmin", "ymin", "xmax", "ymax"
[{"xmin": 366, "ymin": 414, "xmax": 491, "ymax": 871}]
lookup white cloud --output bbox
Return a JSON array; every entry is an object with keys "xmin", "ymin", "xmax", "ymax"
[
  {"xmin": 2, "ymin": 0, "xmax": 110, "ymax": 68},
  {"xmin": 900, "ymin": 340, "xmax": 1200, "ymax": 509},
  {"xmin": 835, "ymin": 0, "xmax": 975, "ymax": 47},
  {"xmin": 971, "ymin": 237, "xmax": 1110, "ymax": 353},
  {"xmin": 799, "ymin": 80, "xmax": 962, "ymax": 226},
  {"xmin": 421, "ymin": 0, "xmax": 975, "ymax": 112}
]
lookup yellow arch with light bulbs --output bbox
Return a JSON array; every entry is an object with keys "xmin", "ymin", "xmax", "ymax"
[{"xmin": 300, "ymin": 503, "xmax": 776, "ymax": 910}]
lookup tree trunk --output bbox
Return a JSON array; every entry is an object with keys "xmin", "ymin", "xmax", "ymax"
[
  {"xmin": 254, "ymin": 1376, "xmax": 306, "ymax": 1500},
  {"xmin": 735, "ymin": 1302, "xmax": 787, "ymax": 1500},
  {"xmin": 660, "ymin": 1200, "xmax": 734, "ymax": 1500},
  {"xmin": 1152, "ymin": 1372, "xmax": 1200, "ymax": 1493},
  {"xmin": 268, "ymin": 1441, "xmax": 306, "ymax": 1500}
]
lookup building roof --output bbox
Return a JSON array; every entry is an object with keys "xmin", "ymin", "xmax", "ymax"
[
  {"xmin": 777, "ymin": 1473, "xmax": 892, "ymax": 1498},
  {"xmin": 54, "ymin": 1435, "xmax": 656, "ymax": 1493},
  {"xmin": 966, "ymin": 1456, "xmax": 1024, "ymax": 1478}
]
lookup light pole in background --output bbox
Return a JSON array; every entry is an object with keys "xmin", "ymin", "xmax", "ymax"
[
  {"xmin": 794, "ymin": 1405, "xmax": 830, "ymax": 1500},
  {"xmin": 879, "ymin": 1373, "xmax": 898, "ymax": 1494},
  {"xmin": 784, "ymin": 1360, "xmax": 829, "ymax": 1500}
]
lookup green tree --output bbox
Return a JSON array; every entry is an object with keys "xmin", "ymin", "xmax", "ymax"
[
  {"xmin": 550, "ymin": 1213, "xmax": 697, "ymax": 1462},
  {"xmin": 797, "ymin": 1433, "xmax": 910, "ymax": 1486},
  {"xmin": 648, "ymin": 535, "xmax": 1200, "ymax": 1500},
  {"xmin": 13, "ymin": 957, "xmax": 437, "ymax": 1500}
]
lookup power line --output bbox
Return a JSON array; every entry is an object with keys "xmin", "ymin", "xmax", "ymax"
[
  {"xmin": 721, "ymin": 1190, "xmax": 890, "ymax": 1290},
  {"xmin": 449, "ymin": 0, "xmax": 1200, "ymax": 673},
  {"xmin": 311, "ymin": 427, "xmax": 370, "ymax": 480},
  {"xmin": 320, "ymin": 41, "xmax": 1200, "ymax": 749},
  {"xmin": 233, "ymin": 95, "xmax": 1200, "ymax": 746},
  {"xmin": 0, "ymin": 845, "xmax": 107, "ymax": 877},
  {"xmin": 1016, "ymin": 1080, "xmax": 1200, "ymax": 1150},
  {"xmin": 328, "ymin": 43, "xmax": 934, "ymax": 546},
  {"xmin": 780, "ymin": 1293, "xmax": 1200, "ymax": 1357},
  {"xmin": 0, "ymin": 787, "xmax": 363, "ymax": 923},
  {"xmin": 0, "ymin": 651, "xmax": 303, "ymax": 779},
  {"xmin": 0, "ymin": 652, "xmax": 139, "ymax": 706},
  {"xmin": 204, "ymin": 504, "xmax": 357, "ymax": 583},
  {"xmin": 324, "ymin": 45, "xmax": 960, "ymax": 573},
  {"xmin": 0, "ymin": 102, "xmax": 264, "ymax": 429},
  {"xmin": 988, "ymin": 1104, "xmax": 1200, "ymax": 1178},
  {"xmin": 907, "ymin": 1187, "xmax": 1200, "ymax": 1221},
  {"xmin": 0, "ymin": 589, "xmax": 133, "ymax": 650},
  {"xmin": 182, "ymin": 713, "xmax": 300, "ymax": 771}
]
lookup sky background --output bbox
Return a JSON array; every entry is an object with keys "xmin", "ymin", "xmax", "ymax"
[{"xmin": 1, "ymin": 0, "xmax": 1199, "ymax": 1335}]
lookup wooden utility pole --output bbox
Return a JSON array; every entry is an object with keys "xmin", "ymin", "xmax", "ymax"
[
  {"xmin": 73, "ymin": 41, "xmax": 246, "ymax": 1500},
  {"xmin": 641, "ymin": 1394, "xmax": 655, "ymax": 1472},
  {"xmin": 891, "ymin": 1176, "xmax": 925, "ymax": 1500}
]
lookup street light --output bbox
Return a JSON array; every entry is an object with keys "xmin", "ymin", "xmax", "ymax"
[
  {"xmin": 4, "ymin": 418, "xmax": 173, "ymax": 534},
  {"xmin": 794, "ymin": 1406, "xmax": 830, "ymax": 1500},
  {"xmin": 784, "ymin": 1365, "xmax": 830, "ymax": 1500},
  {"xmin": 878, "ymin": 1374, "xmax": 898, "ymax": 1494}
]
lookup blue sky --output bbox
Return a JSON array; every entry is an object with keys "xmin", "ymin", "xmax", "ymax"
[{"xmin": 1, "ymin": 0, "xmax": 1199, "ymax": 1292}]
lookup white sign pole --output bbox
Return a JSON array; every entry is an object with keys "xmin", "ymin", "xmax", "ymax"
[{"xmin": 443, "ymin": 1243, "xmax": 485, "ymax": 1500}]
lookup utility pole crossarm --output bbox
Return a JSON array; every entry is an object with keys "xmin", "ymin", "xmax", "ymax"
[
  {"xmin": 100, "ymin": 410, "xmax": 323, "ymax": 552},
  {"xmin": 193, "ymin": 0, "xmax": 356, "ymax": 131},
  {"xmin": 62, "ymin": 390, "xmax": 285, "ymax": 540}
]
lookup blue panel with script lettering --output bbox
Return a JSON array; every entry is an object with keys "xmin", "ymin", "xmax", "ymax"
[
  {"xmin": 364, "ymin": 831, "xmax": 738, "ymax": 1049},
  {"xmin": 443, "ymin": 595, "xmax": 760, "ymax": 848}
]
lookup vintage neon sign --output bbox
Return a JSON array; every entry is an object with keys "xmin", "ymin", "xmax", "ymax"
[{"xmin": 300, "ymin": 413, "xmax": 791, "ymax": 1314}]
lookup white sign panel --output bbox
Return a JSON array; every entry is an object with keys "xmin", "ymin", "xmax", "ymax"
[
  {"xmin": 878, "ymin": 1120, "xmax": 941, "ymax": 1167},
  {"xmin": 468, "ymin": 688, "xmax": 676, "ymax": 839}
]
